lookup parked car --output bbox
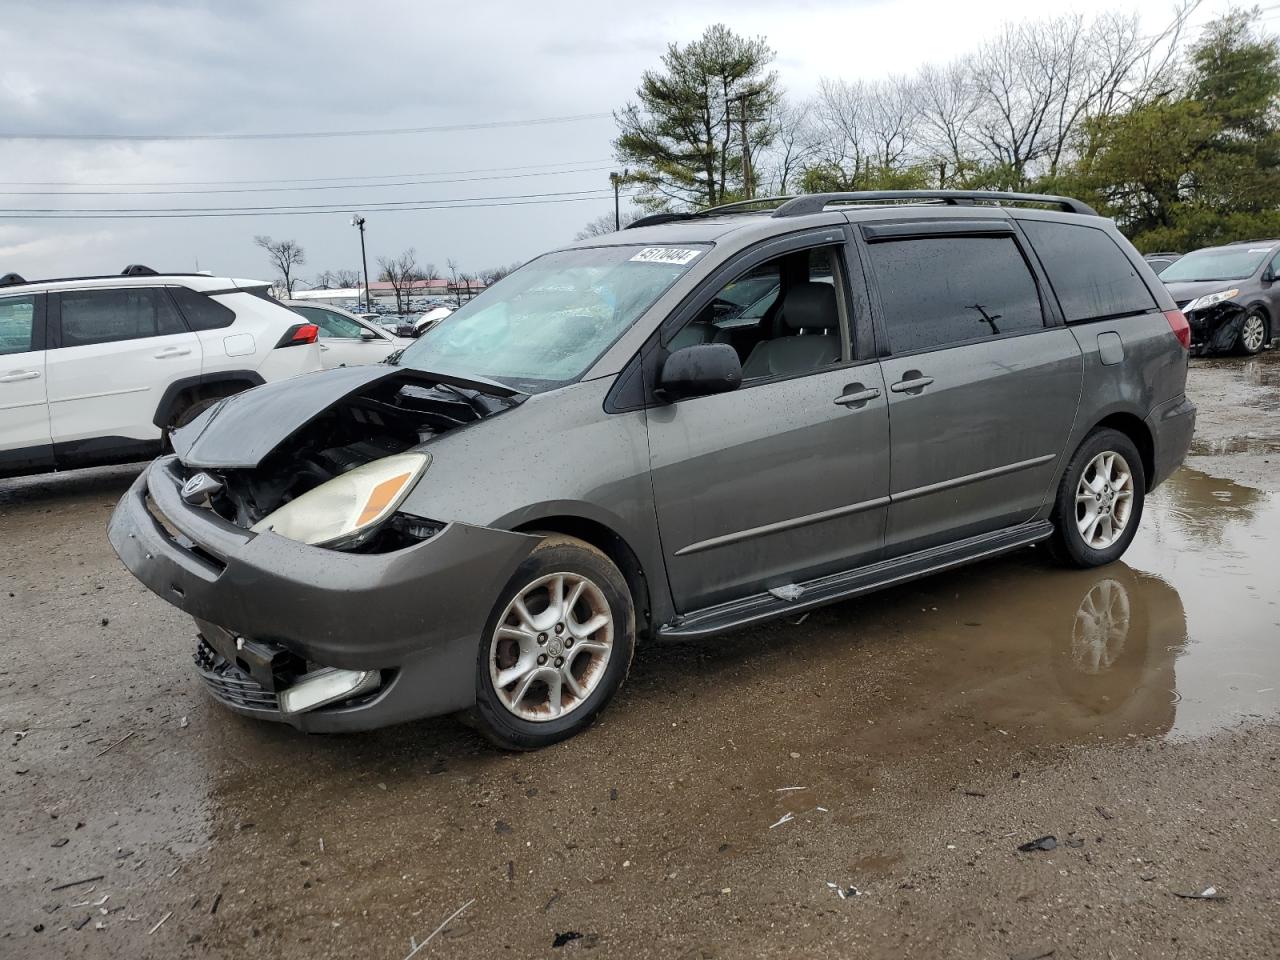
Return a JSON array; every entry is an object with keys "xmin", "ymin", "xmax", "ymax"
[
  {"xmin": 109, "ymin": 190, "xmax": 1194, "ymax": 749},
  {"xmin": 282, "ymin": 301, "xmax": 410, "ymax": 369},
  {"xmin": 0, "ymin": 266, "xmax": 321, "ymax": 478},
  {"xmin": 1143, "ymin": 251, "xmax": 1182, "ymax": 275},
  {"xmin": 395, "ymin": 305, "xmax": 454, "ymax": 338},
  {"xmin": 1159, "ymin": 239, "xmax": 1279, "ymax": 354}
]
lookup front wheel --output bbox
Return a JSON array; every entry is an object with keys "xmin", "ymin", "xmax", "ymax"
[
  {"xmin": 1048, "ymin": 428, "xmax": 1146, "ymax": 568},
  {"xmin": 469, "ymin": 535, "xmax": 635, "ymax": 750},
  {"xmin": 1238, "ymin": 308, "xmax": 1269, "ymax": 355}
]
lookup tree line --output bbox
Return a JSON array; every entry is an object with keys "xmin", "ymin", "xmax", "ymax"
[
  {"xmin": 611, "ymin": 5, "xmax": 1280, "ymax": 252},
  {"xmin": 253, "ymin": 235, "xmax": 519, "ymax": 311}
]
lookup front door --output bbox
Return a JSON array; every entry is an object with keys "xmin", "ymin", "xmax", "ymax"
[
  {"xmin": 46, "ymin": 287, "xmax": 203, "ymax": 449},
  {"xmin": 863, "ymin": 228, "xmax": 1083, "ymax": 555},
  {"xmin": 646, "ymin": 240, "xmax": 890, "ymax": 612},
  {"xmin": 0, "ymin": 292, "xmax": 52, "ymax": 473}
]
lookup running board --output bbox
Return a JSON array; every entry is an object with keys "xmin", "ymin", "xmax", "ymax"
[{"xmin": 656, "ymin": 521, "xmax": 1054, "ymax": 641}]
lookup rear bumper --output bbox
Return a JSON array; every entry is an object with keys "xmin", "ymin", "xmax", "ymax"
[
  {"xmin": 108, "ymin": 456, "xmax": 540, "ymax": 729},
  {"xmin": 1145, "ymin": 394, "xmax": 1196, "ymax": 490}
]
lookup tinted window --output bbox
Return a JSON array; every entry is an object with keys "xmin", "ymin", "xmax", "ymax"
[
  {"xmin": 169, "ymin": 286, "xmax": 235, "ymax": 331},
  {"xmin": 1021, "ymin": 220, "xmax": 1157, "ymax": 321},
  {"xmin": 0, "ymin": 295, "xmax": 36, "ymax": 356},
  {"xmin": 868, "ymin": 236, "xmax": 1044, "ymax": 354},
  {"xmin": 296, "ymin": 306, "xmax": 364, "ymax": 339},
  {"xmin": 59, "ymin": 288, "xmax": 186, "ymax": 347}
]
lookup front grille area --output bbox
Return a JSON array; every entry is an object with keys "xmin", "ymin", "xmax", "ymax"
[{"xmin": 194, "ymin": 638, "xmax": 280, "ymax": 712}]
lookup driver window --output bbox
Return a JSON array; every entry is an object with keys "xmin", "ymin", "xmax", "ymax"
[
  {"xmin": 670, "ymin": 245, "xmax": 847, "ymax": 382},
  {"xmin": 298, "ymin": 306, "xmax": 363, "ymax": 339}
]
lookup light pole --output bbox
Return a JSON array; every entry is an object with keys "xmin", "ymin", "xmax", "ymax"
[
  {"xmin": 609, "ymin": 169, "xmax": 628, "ymax": 231},
  {"xmin": 350, "ymin": 214, "xmax": 370, "ymax": 312}
]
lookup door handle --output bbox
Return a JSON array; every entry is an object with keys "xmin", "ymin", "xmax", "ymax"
[
  {"xmin": 154, "ymin": 347, "xmax": 192, "ymax": 358},
  {"xmin": 833, "ymin": 385, "xmax": 881, "ymax": 407},
  {"xmin": 890, "ymin": 372, "xmax": 934, "ymax": 394},
  {"xmin": 0, "ymin": 370, "xmax": 40, "ymax": 383}
]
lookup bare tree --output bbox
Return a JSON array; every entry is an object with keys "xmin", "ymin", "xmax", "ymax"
[
  {"xmin": 377, "ymin": 248, "xmax": 421, "ymax": 315},
  {"xmin": 760, "ymin": 99, "xmax": 821, "ymax": 194},
  {"xmin": 254, "ymin": 236, "xmax": 305, "ymax": 296},
  {"xmin": 331, "ymin": 268, "xmax": 361, "ymax": 288},
  {"xmin": 480, "ymin": 262, "xmax": 522, "ymax": 285},
  {"xmin": 915, "ymin": 60, "xmax": 982, "ymax": 184},
  {"xmin": 575, "ymin": 209, "xmax": 639, "ymax": 239},
  {"xmin": 446, "ymin": 258, "xmax": 460, "ymax": 304}
]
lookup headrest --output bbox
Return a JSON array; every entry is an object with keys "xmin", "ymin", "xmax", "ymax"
[{"xmin": 780, "ymin": 282, "xmax": 837, "ymax": 330}]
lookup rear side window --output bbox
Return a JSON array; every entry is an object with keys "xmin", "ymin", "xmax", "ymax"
[
  {"xmin": 169, "ymin": 286, "xmax": 235, "ymax": 331},
  {"xmin": 0, "ymin": 295, "xmax": 36, "ymax": 356},
  {"xmin": 294, "ymin": 306, "xmax": 364, "ymax": 338},
  {"xmin": 868, "ymin": 236, "xmax": 1044, "ymax": 354},
  {"xmin": 1020, "ymin": 220, "xmax": 1157, "ymax": 322},
  {"xmin": 58, "ymin": 288, "xmax": 186, "ymax": 347}
]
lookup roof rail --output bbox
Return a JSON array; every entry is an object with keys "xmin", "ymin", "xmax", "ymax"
[
  {"xmin": 625, "ymin": 196, "xmax": 797, "ymax": 230},
  {"xmin": 0, "ymin": 272, "xmax": 26, "ymax": 287},
  {"xmin": 121, "ymin": 263, "xmax": 158, "ymax": 276},
  {"xmin": 772, "ymin": 190, "xmax": 1098, "ymax": 218}
]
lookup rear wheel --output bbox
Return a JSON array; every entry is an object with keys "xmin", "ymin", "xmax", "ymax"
[
  {"xmin": 469, "ymin": 535, "xmax": 635, "ymax": 750},
  {"xmin": 1238, "ymin": 308, "xmax": 1269, "ymax": 355},
  {"xmin": 1048, "ymin": 428, "xmax": 1146, "ymax": 568}
]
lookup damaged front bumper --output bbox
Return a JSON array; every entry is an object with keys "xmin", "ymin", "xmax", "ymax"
[
  {"xmin": 108, "ymin": 456, "xmax": 540, "ymax": 731},
  {"xmin": 1185, "ymin": 303, "xmax": 1248, "ymax": 355}
]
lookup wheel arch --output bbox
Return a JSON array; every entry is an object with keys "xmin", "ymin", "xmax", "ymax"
[
  {"xmin": 510, "ymin": 514, "xmax": 656, "ymax": 641},
  {"xmin": 152, "ymin": 371, "xmax": 264, "ymax": 428}
]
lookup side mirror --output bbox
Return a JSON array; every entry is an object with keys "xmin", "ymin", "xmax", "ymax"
[
  {"xmin": 1264, "ymin": 270, "xmax": 1276, "ymax": 283},
  {"xmin": 656, "ymin": 343, "xmax": 742, "ymax": 403},
  {"xmin": 360, "ymin": 329, "xmax": 379, "ymax": 340}
]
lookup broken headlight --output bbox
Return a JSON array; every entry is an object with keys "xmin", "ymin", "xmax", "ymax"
[
  {"xmin": 1182, "ymin": 288, "xmax": 1240, "ymax": 313},
  {"xmin": 250, "ymin": 452, "xmax": 429, "ymax": 548}
]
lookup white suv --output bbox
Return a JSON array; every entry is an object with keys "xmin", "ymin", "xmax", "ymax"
[{"xmin": 0, "ymin": 267, "xmax": 322, "ymax": 478}]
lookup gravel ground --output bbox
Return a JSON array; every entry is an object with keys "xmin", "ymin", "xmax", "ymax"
[{"xmin": 2, "ymin": 352, "xmax": 1278, "ymax": 960}]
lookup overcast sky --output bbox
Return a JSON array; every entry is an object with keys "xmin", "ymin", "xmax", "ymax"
[{"xmin": 0, "ymin": 0, "xmax": 1248, "ymax": 284}]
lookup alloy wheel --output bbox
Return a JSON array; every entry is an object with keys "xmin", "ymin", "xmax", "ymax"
[
  {"xmin": 1242, "ymin": 313, "xmax": 1267, "ymax": 353},
  {"xmin": 1074, "ymin": 451, "xmax": 1135, "ymax": 550},
  {"xmin": 488, "ymin": 572, "xmax": 614, "ymax": 722}
]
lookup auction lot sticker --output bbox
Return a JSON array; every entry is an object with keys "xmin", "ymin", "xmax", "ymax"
[{"xmin": 630, "ymin": 247, "xmax": 703, "ymax": 265}]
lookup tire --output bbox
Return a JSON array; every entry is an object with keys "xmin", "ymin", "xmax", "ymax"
[
  {"xmin": 1048, "ymin": 428, "xmax": 1146, "ymax": 569},
  {"xmin": 469, "ymin": 534, "xmax": 635, "ymax": 750},
  {"xmin": 1237, "ymin": 308, "xmax": 1269, "ymax": 355}
]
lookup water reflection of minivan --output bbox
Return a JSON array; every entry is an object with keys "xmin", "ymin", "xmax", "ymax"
[{"xmin": 110, "ymin": 190, "xmax": 1195, "ymax": 749}]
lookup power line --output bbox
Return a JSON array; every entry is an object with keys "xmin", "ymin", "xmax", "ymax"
[
  {"xmin": 0, "ymin": 112, "xmax": 613, "ymax": 143},
  {"xmin": 0, "ymin": 158, "xmax": 617, "ymax": 189},
  {"xmin": 0, "ymin": 165, "xmax": 617, "ymax": 197},
  {"xmin": 0, "ymin": 187, "xmax": 622, "ymax": 215},
  {"xmin": 0, "ymin": 192, "xmax": 639, "ymax": 220}
]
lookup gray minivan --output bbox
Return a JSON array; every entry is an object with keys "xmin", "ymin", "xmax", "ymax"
[{"xmin": 109, "ymin": 190, "xmax": 1196, "ymax": 749}]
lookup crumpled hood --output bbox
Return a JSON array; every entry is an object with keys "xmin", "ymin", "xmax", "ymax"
[
  {"xmin": 171, "ymin": 365, "xmax": 517, "ymax": 469},
  {"xmin": 1163, "ymin": 279, "xmax": 1246, "ymax": 307}
]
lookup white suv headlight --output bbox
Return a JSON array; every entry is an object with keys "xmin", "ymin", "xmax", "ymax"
[
  {"xmin": 251, "ymin": 452, "xmax": 429, "ymax": 547},
  {"xmin": 1182, "ymin": 288, "xmax": 1240, "ymax": 313}
]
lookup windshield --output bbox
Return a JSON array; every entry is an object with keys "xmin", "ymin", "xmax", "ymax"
[
  {"xmin": 1160, "ymin": 246, "xmax": 1273, "ymax": 282},
  {"xmin": 396, "ymin": 244, "xmax": 708, "ymax": 392}
]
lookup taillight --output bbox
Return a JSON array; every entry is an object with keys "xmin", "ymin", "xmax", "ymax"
[
  {"xmin": 1164, "ymin": 309, "xmax": 1190, "ymax": 350},
  {"xmin": 274, "ymin": 323, "xmax": 319, "ymax": 348}
]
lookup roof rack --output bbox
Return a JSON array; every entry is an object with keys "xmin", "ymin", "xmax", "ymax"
[
  {"xmin": 772, "ymin": 190, "xmax": 1098, "ymax": 218},
  {"xmin": 0, "ymin": 272, "xmax": 26, "ymax": 287},
  {"xmin": 121, "ymin": 263, "xmax": 158, "ymax": 276}
]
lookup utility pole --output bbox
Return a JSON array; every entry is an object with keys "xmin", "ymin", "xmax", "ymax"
[
  {"xmin": 727, "ymin": 91, "xmax": 757, "ymax": 199},
  {"xmin": 350, "ymin": 215, "xmax": 370, "ymax": 312},
  {"xmin": 609, "ymin": 169, "xmax": 628, "ymax": 230}
]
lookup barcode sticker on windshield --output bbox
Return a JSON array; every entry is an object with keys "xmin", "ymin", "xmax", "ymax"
[{"xmin": 630, "ymin": 247, "xmax": 702, "ymax": 266}]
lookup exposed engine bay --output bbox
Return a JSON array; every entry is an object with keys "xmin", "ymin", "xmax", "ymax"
[{"xmin": 199, "ymin": 371, "xmax": 521, "ymax": 530}]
